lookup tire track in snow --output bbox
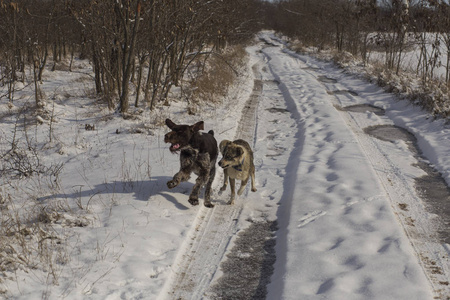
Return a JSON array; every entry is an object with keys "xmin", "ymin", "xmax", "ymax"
[
  {"xmin": 259, "ymin": 32, "xmax": 440, "ymax": 299},
  {"xmin": 159, "ymin": 65, "xmax": 261, "ymax": 300}
]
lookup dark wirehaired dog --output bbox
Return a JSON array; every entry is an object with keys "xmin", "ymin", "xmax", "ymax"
[
  {"xmin": 218, "ymin": 139, "xmax": 257, "ymax": 205},
  {"xmin": 164, "ymin": 119, "xmax": 218, "ymax": 208}
]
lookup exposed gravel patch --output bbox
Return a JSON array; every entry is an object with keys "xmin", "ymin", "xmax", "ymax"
[{"xmin": 207, "ymin": 220, "xmax": 278, "ymax": 300}]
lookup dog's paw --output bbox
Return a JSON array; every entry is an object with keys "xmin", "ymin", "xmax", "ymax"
[
  {"xmin": 204, "ymin": 201, "xmax": 214, "ymax": 208},
  {"xmin": 227, "ymin": 199, "xmax": 235, "ymax": 205},
  {"xmin": 167, "ymin": 180, "xmax": 178, "ymax": 189},
  {"xmin": 188, "ymin": 198, "xmax": 199, "ymax": 206},
  {"xmin": 251, "ymin": 187, "xmax": 257, "ymax": 192}
]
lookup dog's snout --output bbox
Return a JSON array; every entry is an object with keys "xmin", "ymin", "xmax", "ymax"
[{"xmin": 218, "ymin": 159, "xmax": 226, "ymax": 168}]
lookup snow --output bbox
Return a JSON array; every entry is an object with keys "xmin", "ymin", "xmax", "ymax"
[
  {"xmin": 0, "ymin": 31, "xmax": 449, "ymax": 299},
  {"xmin": 261, "ymin": 40, "xmax": 429, "ymax": 299}
]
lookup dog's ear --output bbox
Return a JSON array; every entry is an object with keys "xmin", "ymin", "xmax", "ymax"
[
  {"xmin": 219, "ymin": 140, "xmax": 231, "ymax": 154},
  {"xmin": 236, "ymin": 146, "xmax": 244, "ymax": 157},
  {"xmin": 192, "ymin": 121, "xmax": 204, "ymax": 132},
  {"xmin": 165, "ymin": 119, "xmax": 176, "ymax": 129}
]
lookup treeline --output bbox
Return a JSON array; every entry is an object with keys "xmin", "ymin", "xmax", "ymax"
[
  {"xmin": 264, "ymin": 0, "xmax": 450, "ymax": 84},
  {"xmin": 0, "ymin": 0, "xmax": 263, "ymax": 113}
]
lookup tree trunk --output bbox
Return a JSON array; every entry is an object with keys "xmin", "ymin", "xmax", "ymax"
[{"xmin": 118, "ymin": 1, "xmax": 141, "ymax": 114}]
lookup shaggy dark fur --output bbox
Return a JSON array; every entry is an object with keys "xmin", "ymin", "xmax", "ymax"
[{"xmin": 164, "ymin": 118, "xmax": 218, "ymax": 207}]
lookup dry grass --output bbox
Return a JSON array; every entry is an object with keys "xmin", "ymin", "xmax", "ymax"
[
  {"xmin": 0, "ymin": 192, "xmax": 67, "ymax": 284},
  {"xmin": 187, "ymin": 45, "xmax": 247, "ymax": 113},
  {"xmin": 364, "ymin": 61, "xmax": 450, "ymax": 118},
  {"xmin": 290, "ymin": 40, "xmax": 308, "ymax": 53}
]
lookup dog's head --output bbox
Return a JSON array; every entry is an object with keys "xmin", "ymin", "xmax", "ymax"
[
  {"xmin": 164, "ymin": 119, "xmax": 204, "ymax": 153},
  {"xmin": 218, "ymin": 140, "xmax": 244, "ymax": 169}
]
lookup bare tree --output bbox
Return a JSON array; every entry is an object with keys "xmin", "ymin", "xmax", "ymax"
[
  {"xmin": 428, "ymin": 0, "xmax": 450, "ymax": 84},
  {"xmin": 116, "ymin": 0, "xmax": 142, "ymax": 114}
]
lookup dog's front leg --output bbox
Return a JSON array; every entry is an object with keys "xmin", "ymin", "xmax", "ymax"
[
  {"xmin": 189, "ymin": 170, "xmax": 208, "ymax": 206},
  {"xmin": 167, "ymin": 170, "xmax": 190, "ymax": 189},
  {"xmin": 250, "ymin": 170, "xmax": 257, "ymax": 192},
  {"xmin": 203, "ymin": 164, "xmax": 216, "ymax": 208},
  {"xmin": 228, "ymin": 178, "xmax": 236, "ymax": 205},
  {"xmin": 167, "ymin": 152, "xmax": 193, "ymax": 189},
  {"xmin": 219, "ymin": 170, "xmax": 228, "ymax": 195},
  {"xmin": 237, "ymin": 178, "xmax": 249, "ymax": 196}
]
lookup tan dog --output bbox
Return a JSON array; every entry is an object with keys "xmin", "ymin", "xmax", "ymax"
[{"xmin": 218, "ymin": 139, "xmax": 257, "ymax": 204}]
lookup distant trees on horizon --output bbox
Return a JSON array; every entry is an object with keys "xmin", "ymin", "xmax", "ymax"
[{"xmin": 263, "ymin": 0, "xmax": 450, "ymax": 82}]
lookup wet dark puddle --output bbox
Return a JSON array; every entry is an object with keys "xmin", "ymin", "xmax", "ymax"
[
  {"xmin": 318, "ymin": 75, "xmax": 337, "ymax": 83},
  {"xmin": 263, "ymin": 79, "xmax": 280, "ymax": 85},
  {"xmin": 327, "ymin": 90, "xmax": 359, "ymax": 96},
  {"xmin": 341, "ymin": 104, "xmax": 385, "ymax": 116},
  {"xmin": 267, "ymin": 107, "xmax": 289, "ymax": 113},
  {"xmin": 364, "ymin": 125, "xmax": 450, "ymax": 243},
  {"xmin": 364, "ymin": 125, "xmax": 415, "ymax": 145}
]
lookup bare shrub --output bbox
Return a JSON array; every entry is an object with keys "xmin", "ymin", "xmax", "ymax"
[
  {"xmin": 290, "ymin": 41, "xmax": 308, "ymax": 54},
  {"xmin": 0, "ymin": 141, "xmax": 63, "ymax": 180},
  {"xmin": 332, "ymin": 51, "xmax": 356, "ymax": 67},
  {"xmin": 410, "ymin": 81, "xmax": 450, "ymax": 118}
]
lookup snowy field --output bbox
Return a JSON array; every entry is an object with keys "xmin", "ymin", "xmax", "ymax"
[{"xmin": 0, "ymin": 31, "xmax": 449, "ymax": 299}]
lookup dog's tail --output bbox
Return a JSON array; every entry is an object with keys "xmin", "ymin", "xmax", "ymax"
[{"xmin": 208, "ymin": 130, "xmax": 214, "ymax": 136}]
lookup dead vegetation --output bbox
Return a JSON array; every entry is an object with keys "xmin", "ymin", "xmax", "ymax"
[
  {"xmin": 0, "ymin": 190, "xmax": 89, "ymax": 287},
  {"xmin": 186, "ymin": 45, "xmax": 248, "ymax": 114}
]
